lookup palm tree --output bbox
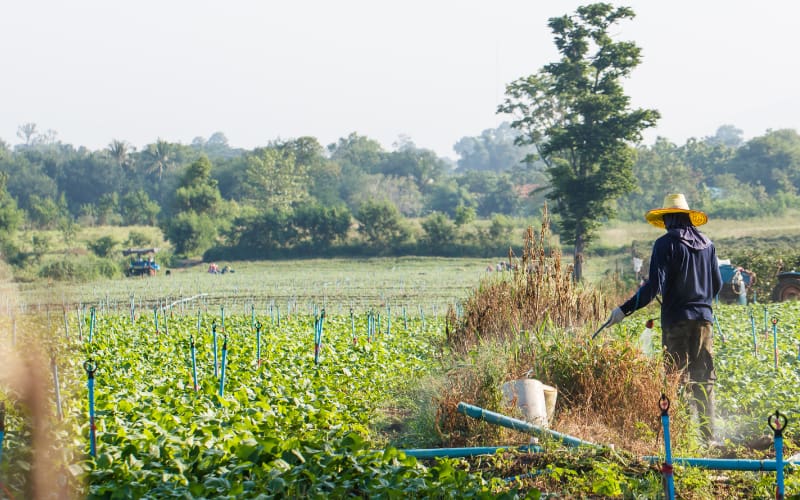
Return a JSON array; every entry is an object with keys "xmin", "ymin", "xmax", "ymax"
[
  {"xmin": 143, "ymin": 138, "xmax": 173, "ymax": 181},
  {"xmin": 108, "ymin": 139, "xmax": 134, "ymax": 172}
]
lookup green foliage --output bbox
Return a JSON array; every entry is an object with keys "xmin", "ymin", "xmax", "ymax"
[
  {"xmin": 125, "ymin": 230, "xmax": 153, "ymax": 248},
  {"xmin": 421, "ymin": 212, "xmax": 457, "ymax": 252},
  {"xmin": 499, "ymin": 3, "xmax": 659, "ymax": 280},
  {"xmin": 244, "ymin": 146, "xmax": 310, "ymax": 209},
  {"xmin": 37, "ymin": 254, "xmax": 119, "ymax": 281},
  {"xmin": 292, "ymin": 202, "xmax": 352, "ymax": 250},
  {"xmin": 120, "ymin": 190, "xmax": 160, "ymax": 226},
  {"xmin": 87, "ymin": 235, "xmax": 118, "ymax": 258},
  {"xmin": 164, "ymin": 212, "xmax": 217, "ymax": 256},
  {"xmin": 356, "ymin": 199, "xmax": 412, "ymax": 251}
]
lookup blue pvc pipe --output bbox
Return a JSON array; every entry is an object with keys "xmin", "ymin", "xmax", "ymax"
[
  {"xmin": 212, "ymin": 323, "xmax": 219, "ymax": 378},
  {"xmin": 776, "ymin": 433, "xmax": 784, "ymax": 498},
  {"xmin": 86, "ymin": 365, "xmax": 97, "ymax": 457},
  {"xmin": 642, "ymin": 456, "xmax": 798, "ymax": 471},
  {"xmin": 456, "ymin": 402, "xmax": 596, "ymax": 448},
  {"xmin": 190, "ymin": 337, "xmax": 198, "ymax": 392},
  {"xmin": 750, "ymin": 309, "xmax": 757, "ymax": 354},
  {"xmin": 661, "ymin": 411, "xmax": 675, "ymax": 500},
  {"xmin": 0, "ymin": 401, "xmax": 5, "ymax": 464},
  {"xmin": 218, "ymin": 339, "xmax": 228, "ymax": 397},
  {"xmin": 400, "ymin": 445, "xmax": 542, "ymax": 459},
  {"xmin": 256, "ymin": 324, "xmax": 262, "ymax": 367}
]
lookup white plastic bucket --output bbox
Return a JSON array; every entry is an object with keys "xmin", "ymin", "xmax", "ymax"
[
  {"xmin": 541, "ymin": 384, "xmax": 558, "ymax": 423},
  {"xmin": 501, "ymin": 378, "xmax": 548, "ymax": 427}
]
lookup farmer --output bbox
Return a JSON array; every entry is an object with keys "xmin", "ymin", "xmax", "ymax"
[{"xmin": 605, "ymin": 193, "xmax": 722, "ymax": 442}]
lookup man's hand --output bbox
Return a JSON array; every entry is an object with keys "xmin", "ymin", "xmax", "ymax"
[{"xmin": 606, "ymin": 307, "xmax": 625, "ymax": 327}]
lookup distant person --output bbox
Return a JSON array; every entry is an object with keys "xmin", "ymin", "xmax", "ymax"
[
  {"xmin": 208, "ymin": 263, "xmax": 219, "ymax": 274},
  {"xmin": 604, "ymin": 193, "xmax": 722, "ymax": 443}
]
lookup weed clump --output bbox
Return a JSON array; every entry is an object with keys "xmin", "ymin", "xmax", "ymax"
[{"xmin": 435, "ymin": 212, "xmax": 686, "ymax": 453}]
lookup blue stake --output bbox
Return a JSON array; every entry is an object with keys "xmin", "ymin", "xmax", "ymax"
[
  {"xmin": 772, "ymin": 318, "xmax": 779, "ymax": 370},
  {"xmin": 153, "ymin": 306, "xmax": 159, "ymax": 334},
  {"xmin": 251, "ymin": 304, "xmax": 256, "ymax": 329},
  {"xmin": 89, "ymin": 306, "xmax": 96, "ymax": 343},
  {"xmin": 403, "ymin": 306, "xmax": 407, "ymax": 329},
  {"xmin": 660, "ymin": 394, "xmax": 675, "ymax": 500},
  {"xmin": 84, "ymin": 360, "xmax": 98, "ymax": 458},
  {"xmin": 764, "ymin": 306, "xmax": 769, "ymax": 340},
  {"xmin": 750, "ymin": 308, "xmax": 758, "ymax": 355},
  {"xmin": 768, "ymin": 410, "xmax": 787, "ymax": 499},
  {"xmin": 221, "ymin": 306, "xmax": 225, "ymax": 332},
  {"xmin": 314, "ymin": 310, "xmax": 325, "ymax": 365},
  {"xmin": 190, "ymin": 336, "xmax": 198, "ymax": 392},
  {"xmin": 256, "ymin": 322, "xmax": 262, "ymax": 367},
  {"xmin": 0, "ymin": 401, "xmax": 5, "ymax": 465},
  {"xmin": 386, "ymin": 305, "xmax": 391, "ymax": 336},
  {"xmin": 218, "ymin": 337, "xmax": 228, "ymax": 396},
  {"xmin": 350, "ymin": 308, "xmax": 356, "ymax": 346},
  {"xmin": 212, "ymin": 322, "xmax": 219, "ymax": 378}
]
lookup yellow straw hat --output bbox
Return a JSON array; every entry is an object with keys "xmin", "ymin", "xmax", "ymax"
[{"xmin": 645, "ymin": 193, "xmax": 708, "ymax": 228}]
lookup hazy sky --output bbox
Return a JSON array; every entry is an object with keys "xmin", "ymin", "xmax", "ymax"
[{"xmin": 2, "ymin": 1, "xmax": 798, "ymax": 159}]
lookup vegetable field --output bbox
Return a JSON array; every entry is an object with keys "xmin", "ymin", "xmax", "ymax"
[{"xmin": 1, "ymin": 273, "xmax": 800, "ymax": 497}]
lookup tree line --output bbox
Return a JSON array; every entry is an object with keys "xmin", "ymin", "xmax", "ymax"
[{"xmin": 0, "ymin": 118, "xmax": 799, "ymax": 266}]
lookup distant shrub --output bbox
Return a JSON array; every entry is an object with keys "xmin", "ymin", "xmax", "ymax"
[
  {"xmin": 38, "ymin": 255, "xmax": 120, "ymax": 281},
  {"xmin": 87, "ymin": 236, "xmax": 118, "ymax": 258}
]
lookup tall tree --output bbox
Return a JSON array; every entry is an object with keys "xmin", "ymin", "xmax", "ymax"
[
  {"xmin": 244, "ymin": 147, "xmax": 310, "ymax": 209},
  {"xmin": 498, "ymin": 3, "xmax": 659, "ymax": 280}
]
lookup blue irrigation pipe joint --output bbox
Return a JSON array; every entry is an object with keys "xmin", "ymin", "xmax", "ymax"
[{"xmin": 769, "ymin": 410, "xmax": 788, "ymax": 499}]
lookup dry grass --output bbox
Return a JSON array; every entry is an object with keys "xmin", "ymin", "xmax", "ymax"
[
  {"xmin": 433, "ymin": 210, "xmax": 690, "ymax": 454},
  {"xmin": 446, "ymin": 206, "xmax": 606, "ymax": 355}
]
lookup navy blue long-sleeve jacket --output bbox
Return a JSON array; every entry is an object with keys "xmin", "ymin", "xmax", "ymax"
[{"xmin": 620, "ymin": 232, "xmax": 722, "ymax": 328}]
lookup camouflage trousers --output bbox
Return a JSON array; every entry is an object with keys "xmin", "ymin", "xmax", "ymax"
[{"xmin": 662, "ymin": 319, "xmax": 716, "ymax": 440}]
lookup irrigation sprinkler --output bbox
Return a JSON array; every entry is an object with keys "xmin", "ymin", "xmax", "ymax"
[
  {"xmin": 190, "ymin": 336, "xmax": 198, "ymax": 392},
  {"xmin": 52, "ymin": 356, "xmax": 63, "ymax": 420},
  {"xmin": 456, "ymin": 402, "xmax": 596, "ymax": 448},
  {"xmin": 153, "ymin": 306, "xmax": 159, "ymax": 335},
  {"xmin": 212, "ymin": 322, "xmax": 219, "ymax": 378},
  {"xmin": 84, "ymin": 360, "xmax": 98, "ymax": 458},
  {"xmin": 768, "ymin": 411, "xmax": 788, "ymax": 499},
  {"xmin": 772, "ymin": 318, "xmax": 779, "ymax": 370},
  {"xmin": 659, "ymin": 394, "xmax": 675, "ymax": 500},
  {"xmin": 750, "ymin": 308, "xmax": 758, "ymax": 354},
  {"xmin": 218, "ymin": 337, "xmax": 228, "ymax": 397}
]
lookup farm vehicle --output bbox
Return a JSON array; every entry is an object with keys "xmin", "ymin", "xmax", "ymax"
[
  {"xmin": 717, "ymin": 260, "xmax": 800, "ymax": 303},
  {"xmin": 124, "ymin": 248, "xmax": 160, "ymax": 277}
]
